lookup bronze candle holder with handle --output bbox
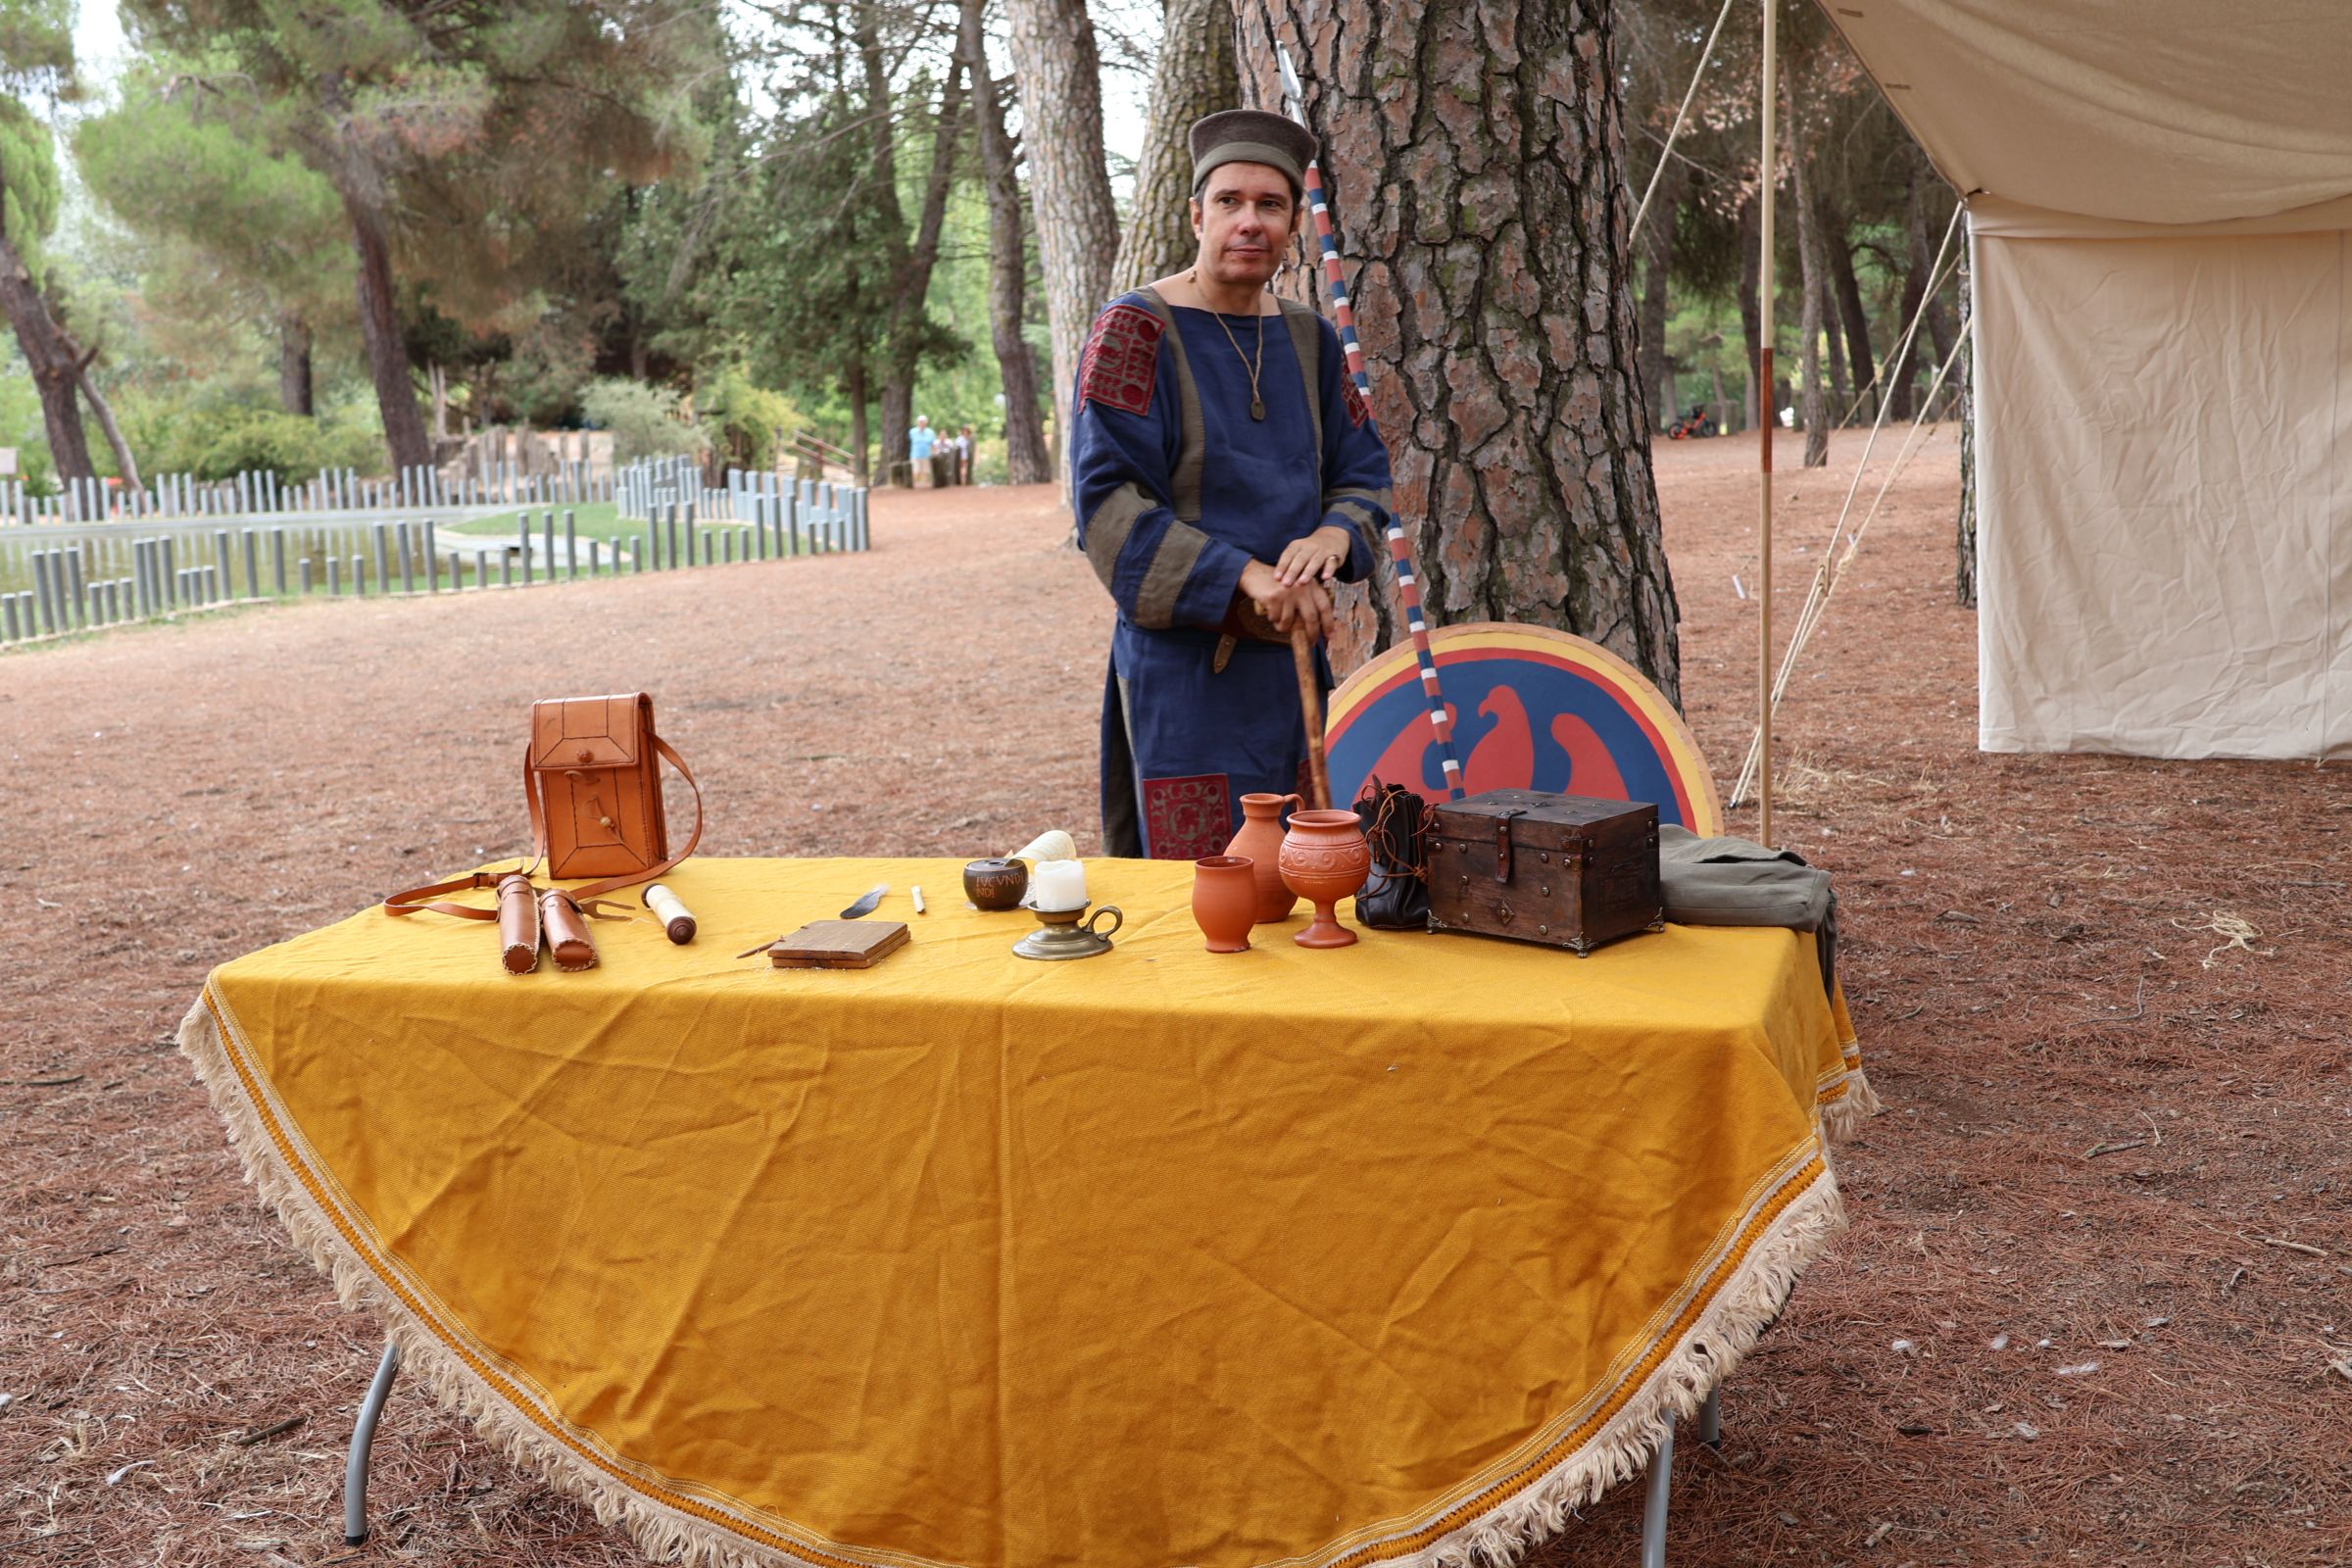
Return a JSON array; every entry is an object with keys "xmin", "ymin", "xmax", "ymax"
[{"xmin": 1012, "ymin": 902, "xmax": 1123, "ymax": 960}]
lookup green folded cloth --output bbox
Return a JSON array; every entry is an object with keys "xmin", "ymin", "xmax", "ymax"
[{"xmin": 1659, "ymin": 825, "xmax": 1837, "ymax": 996}]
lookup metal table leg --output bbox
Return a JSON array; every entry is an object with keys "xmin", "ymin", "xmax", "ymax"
[
  {"xmin": 1641, "ymin": 1406, "xmax": 1677, "ymax": 1568},
  {"xmin": 1698, "ymin": 1386, "xmax": 1722, "ymax": 1448},
  {"xmin": 343, "ymin": 1342, "xmax": 402, "ymax": 1546}
]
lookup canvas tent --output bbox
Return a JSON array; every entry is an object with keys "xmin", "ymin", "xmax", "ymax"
[{"xmin": 1825, "ymin": 2, "xmax": 2352, "ymax": 759}]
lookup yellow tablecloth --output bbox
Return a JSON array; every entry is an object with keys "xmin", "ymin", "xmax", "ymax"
[{"xmin": 182, "ymin": 857, "xmax": 1872, "ymax": 1568}]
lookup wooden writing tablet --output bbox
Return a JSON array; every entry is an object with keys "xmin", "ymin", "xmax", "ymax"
[{"xmin": 767, "ymin": 920, "xmax": 911, "ymax": 969}]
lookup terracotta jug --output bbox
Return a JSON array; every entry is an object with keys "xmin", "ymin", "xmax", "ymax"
[
  {"xmin": 1226, "ymin": 792, "xmax": 1301, "ymax": 923},
  {"xmin": 1191, "ymin": 856, "xmax": 1257, "ymax": 953},
  {"xmin": 1277, "ymin": 809, "xmax": 1373, "ymax": 949}
]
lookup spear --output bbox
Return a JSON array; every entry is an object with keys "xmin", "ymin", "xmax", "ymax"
[{"xmin": 1277, "ymin": 45, "xmax": 1467, "ymax": 803}]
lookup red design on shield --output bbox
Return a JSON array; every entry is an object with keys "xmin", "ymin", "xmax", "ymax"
[
  {"xmin": 1141, "ymin": 773, "xmax": 1232, "ymax": 860},
  {"xmin": 1342, "ymin": 375, "xmax": 1372, "ymax": 428},
  {"xmin": 1080, "ymin": 304, "xmax": 1164, "ymax": 416}
]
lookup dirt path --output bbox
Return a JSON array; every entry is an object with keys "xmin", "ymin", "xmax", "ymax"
[{"xmin": 4, "ymin": 437, "xmax": 2346, "ymax": 1566}]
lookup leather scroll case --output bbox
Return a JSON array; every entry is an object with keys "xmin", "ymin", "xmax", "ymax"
[
  {"xmin": 539, "ymin": 890, "xmax": 599, "ymax": 972},
  {"xmin": 497, "ymin": 872, "xmax": 541, "ymax": 974}
]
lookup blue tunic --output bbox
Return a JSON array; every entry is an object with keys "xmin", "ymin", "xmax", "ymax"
[{"xmin": 1069, "ymin": 288, "xmax": 1396, "ymax": 858}]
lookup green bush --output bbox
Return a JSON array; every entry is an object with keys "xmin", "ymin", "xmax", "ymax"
[
  {"xmin": 698, "ymin": 367, "xmax": 808, "ymax": 470},
  {"xmin": 184, "ymin": 408, "xmax": 381, "ymax": 483},
  {"xmin": 579, "ymin": 378, "xmax": 710, "ymax": 464},
  {"xmin": 118, "ymin": 386, "xmax": 383, "ymax": 484}
]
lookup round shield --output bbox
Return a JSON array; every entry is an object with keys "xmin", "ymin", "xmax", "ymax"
[{"xmin": 1325, "ymin": 622, "xmax": 1724, "ymax": 834}]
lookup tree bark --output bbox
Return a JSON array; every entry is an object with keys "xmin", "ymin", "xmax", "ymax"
[
  {"xmin": 0, "ymin": 234, "xmax": 97, "ymax": 481},
  {"xmin": 76, "ymin": 360, "xmax": 141, "ymax": 492},
  {"xmin": 1109, "ymin": 0, "xmax": 1239, "ymax": 296},
  {"xmin": 1819, "ymin": 273, "xmax": 1848, "ymax": 418},
  {"xmin": 865, "ymin": 1, "xmax": 967, "ymax": 476},
  {"xmin": 1634, "ymin": 153, "xmax": 1686, "ymax": 432},
  {"xmin": 1004, "ymin": 0, "xmax": 1121, "ymax": 473},
  {"xmin": 846, "ymin": 354, "xmax": 872, "ymax": 485},
  {"xmin": 1783, "ymin": 66, "xmax": 1828, "ymax": 468},
  {"xmin": 279, "ymin": 313, "xmax": 316, "ymax": 417},
  {"xmin": 343, "ymin": 191, "xmax": 433, "ymax": 471},
  {"xmin": 1236, "ymin": 0, "xmax": 1680, "ymax": 705},
  {"xmin": 1954, "ymin": 250, "xmax": 1977, "ymax": 608},
  {"xmin": 959, "ymin": 0, "xmax": 1051, "ymax": 483},
  {"xmin": 1823, "ymin": 203, "xmax": 1875, "ymax": 419}
]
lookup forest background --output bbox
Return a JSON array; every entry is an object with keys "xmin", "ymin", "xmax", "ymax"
[{"xmin": 0, "ymin": 0, "xmax": 1960, "ymax": 506}]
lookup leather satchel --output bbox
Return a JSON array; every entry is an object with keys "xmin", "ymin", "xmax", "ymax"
[{"xmin": 384, "ymin": 693, "xmax": 703, "ymax": 969}]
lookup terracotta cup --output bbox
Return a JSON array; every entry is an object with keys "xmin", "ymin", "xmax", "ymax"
[
  {"xmin": 1277, "ymin": 809, "xmax": 1372, "ymax": 949},
  {"xmin": 1226, "ymin": 792, "xmax": 1302, "ymax": 923},
  {"xmin": 1191, "ymin": 856, "xmax": 1257, "ymax": 953}
]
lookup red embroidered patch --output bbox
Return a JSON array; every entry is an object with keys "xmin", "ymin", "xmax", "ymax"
[
  {"xmin": 1141, "ymin": 773, "xmax": 1232, "ymax": 860},
  {"xmin": 1342, "ymin": 375, "xmax": 1372, "ymax": 429},
  {"xmin": 1080, "ymin": 303, "xmax": 1163, "ymax": 416}
]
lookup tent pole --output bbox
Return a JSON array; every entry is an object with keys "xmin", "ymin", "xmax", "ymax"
[{"xmin": 1756, "ymin": 0, "xmax": 1778, "ymax": 850}]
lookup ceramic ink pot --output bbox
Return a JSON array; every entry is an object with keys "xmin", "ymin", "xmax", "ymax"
[
  {"xmin": 962, "ymin": 858, "xmax": 1029, "ymax": 910},
  {"xmin": 1277, "ymin": 809, "xmax": 1372, "ymax": 949},
  {"xmin": 1226, "ymin": 791, "xmax": 1302, "ymax": 923},
  {"xmin": 1191, "ymin": 856, "xmax": 1258, "ymax": 953}
]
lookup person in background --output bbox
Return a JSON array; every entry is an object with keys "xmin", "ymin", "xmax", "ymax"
[
  {"xmin": 908, "ymin": 416, "xmax": 937, "ymax": 488},
  {"xmin": 957, "ymin": 425, "xmax": 977, "ymax": 485}
]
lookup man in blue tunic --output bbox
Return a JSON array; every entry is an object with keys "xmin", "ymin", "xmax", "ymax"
[{"xmin": 1070, "ymin": 110, "xmax": 1396, "ymax": 859}]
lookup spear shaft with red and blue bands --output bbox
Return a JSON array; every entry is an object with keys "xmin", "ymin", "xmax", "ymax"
[{"xmin": 1285, "ymin": 58, "xmax": 1467, "ymax": 801}]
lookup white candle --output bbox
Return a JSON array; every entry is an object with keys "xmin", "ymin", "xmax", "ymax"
[{"xmin": 1029, "ymin": 859, "xmax": 1088, "ymax": 911}]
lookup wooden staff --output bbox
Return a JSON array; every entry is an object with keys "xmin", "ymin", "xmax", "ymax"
[{"xmin": 1293, "ymin": 626, "xmax": 1332, "ymax": 809}]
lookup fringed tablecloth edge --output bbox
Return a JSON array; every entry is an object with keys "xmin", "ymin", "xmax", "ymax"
[
  {"xmin": 177, "ymin": 990, "xmax": 867, "ymax": 1568},
  {"xmin": 1379, "ymin": 1158, "xmax": 1848, "ymax": 1568}
]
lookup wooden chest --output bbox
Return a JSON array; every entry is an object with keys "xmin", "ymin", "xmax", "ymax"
[{"xmin": 1426, "ymin": 790, "xmax": 1662, "ymax": 955}]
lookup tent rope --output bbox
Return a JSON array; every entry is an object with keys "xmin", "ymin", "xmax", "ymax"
[
  {"xmin": 1630, "ymin": 0, "xmax": 1740, "ymax": 241},
  {"xmin": 1827, "ymin": 204, "xmax": 1965, "ymax": 430},
  {"xmin": 1730, "ymin": 315, "xmax": 1972, "ymax": 808},
  {"xmin": 1755, "ymin": 214, "xmax": 1964, "ymax": 679}
]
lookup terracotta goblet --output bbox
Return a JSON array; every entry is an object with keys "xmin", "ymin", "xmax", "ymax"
[
  {"xmin": 1277, "ymin": 809, "xmax": 1372, "ymax": 949},
  {"xmin": 1191, "ymin": 856, "xmax": 1257, "ymax": 953}
]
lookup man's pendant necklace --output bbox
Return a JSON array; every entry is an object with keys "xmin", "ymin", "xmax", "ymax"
[{"xmin": 1195, "ymin": 269, "xmax": 1267, "ymax": 419}]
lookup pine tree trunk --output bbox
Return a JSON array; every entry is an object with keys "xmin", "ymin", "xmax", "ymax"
[
  {"xmin": 0, "ymin": 233, "xmax": 97, "ymax": 481},
  {"xmin": 1110, "ymin": 0, "xmax": 1239, "ymax": 296},
  {"xmin": 1955, "ymin": 250, "xmax": 1977, "ymax": 608},
  {"xmin": 858, "ymin": 1, "xmax": 915, "ymax": 476},
  {"xmin": 1886, "ymin": 252, "xmax": 1922, "ymax": 421},
  {"xmin": 280, "ymin": 313, "xmax": 316, "ymax": 416},
  {"xmin": 1783, "ymin": 68, "xmax": 1828, "ymax": 468},
  {"xmin": 1635, "ymin": 154, "xmax": 1687, "ymax": 432},
  {"xmin": 1820, "ymin": 274, "xmax": 1848, "ymax": 417},
  {"xmin": 1004, "ymin": 0, "xmax": 1120, "ymax": 475},
  {"xmin": 959, "ymin": 0, "xmax": 1051, "ymax": 483},
  {"xmin": 846, "ymin": 355, "xmax": 872, "ymax": 486},
  {"xmin": 1236, "ymin": 0, "xmax": 1680, "ymax": 704},
  {"xmin": 343, "ymin": 193, "xmax": 433, "ymax": 471},
  {"xmin": 76, "ymin": 360, "xmax": 140, "ymax": 492},
  {"xmin": 1824, "ymin": 206, "xmax": 1875, "ymax": 417}
]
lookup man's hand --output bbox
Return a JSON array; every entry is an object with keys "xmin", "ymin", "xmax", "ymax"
[
  {"xmin": 1240, "ymin": 560, "xmax": 1336, "ymax": 641},
  {"xmin": 1274, "ymin": 524, "xmax": 1354, "ymax": 586}
]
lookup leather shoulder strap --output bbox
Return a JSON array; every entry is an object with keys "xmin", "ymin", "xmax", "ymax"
[
  {"xmin": 559, "ymin": 733, "xmax": 704, "ymax": 904},
  {"xmin": 1278, "ymin": 298, "xmax": 1325, "ymax": 481},
  {"xmin": 382, "ymin": 869, "xmax": 513, "ymax": 921}
]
